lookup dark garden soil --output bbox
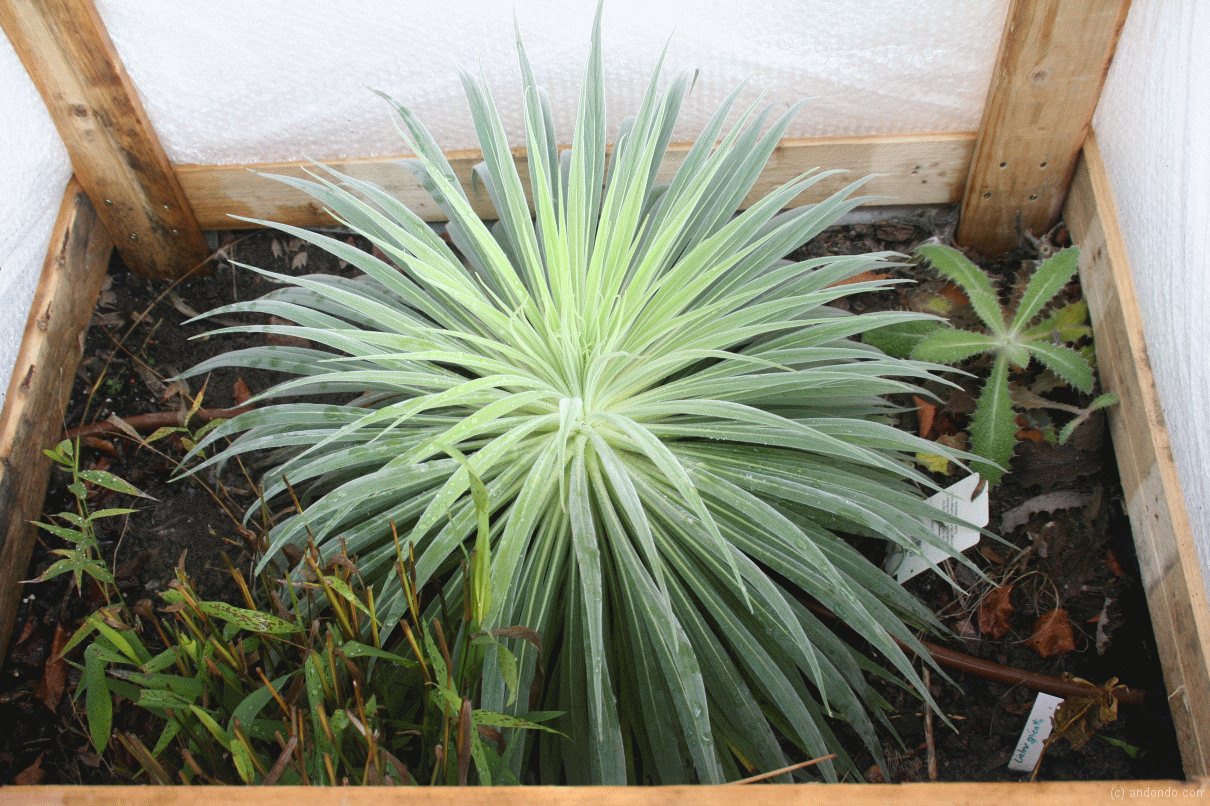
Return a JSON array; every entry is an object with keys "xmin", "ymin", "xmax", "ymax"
[{"xmin": 0, "ymin": 211, "xmax": 1183, "ymax": 785}]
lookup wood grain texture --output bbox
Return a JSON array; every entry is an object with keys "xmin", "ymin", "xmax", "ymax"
[
  {"xmin": 1065, "ymin": 134, "xmax": 1210, "ymax": 778},
  {"xmin": 176, "ymin": 132, "xmax": 975, "ymax": 229},
  {"xmin": 957, "ymin": 0, "xmax": 1131, "ymax": 255},
  {"xmin": 1, "ymin": 780, "xmax": 1206, "ymax": 805},
  {"xmin": 0, "ymin": 0, "xmax": 207, "ymax": 279},
  {"xmin": 0, "ymin": 181, "xmax": 112, "ymax": 662}
]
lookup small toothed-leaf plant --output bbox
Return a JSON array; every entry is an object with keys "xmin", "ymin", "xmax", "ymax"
[{"xmin": 906, "ymin": 244, "xmax": 1106, "ymax": 482}]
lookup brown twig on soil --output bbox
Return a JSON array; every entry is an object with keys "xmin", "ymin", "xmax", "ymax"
[
  {"xmin": 923, "ymin": 667, "xmax": 938, "ymax": 781},
  {"xmin": 909, "ymin": 636, "xmax": 1146, "ymax": 706},
  {"xmin": 726, "ymin": 753, "xmax": 837, "ymax": 785},
  {"xmin": 63, "ymin": 404, "xmax": 254, "ymax": 440}
]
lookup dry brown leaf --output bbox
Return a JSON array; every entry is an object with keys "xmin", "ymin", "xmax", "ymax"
[
  {"xmin": 232, "ymin": 377, "xmax": 252, "ymax": 406},
  {"xmin": 159, "ymin": 379, "xmax": 190, "ymax": 404},
  {"xmin": 34, "ymin": 625, "xmax": 68, "ymax": 711},
  {"xmin": 1000, "ymin": 490, "xmax": 1093, "ymax": 534},
  {"xmin": 913, "ymin": 395, "xmax": 937, "ymax": 438},
  {"xmin": 13, "ymin": 753, "xmax": 46, "ymax": 785},
  {"xmin": 1026, "ymin": 609, "xmax": 1076, "ymax": 658},
  {"xmin": 827, "ymin": 270, "xmax": 891, "ymax": 289},
  {"xmin": 937, "ymin": 282, "xmax": 970, "ymax": 309},
  {"xmin": 978, "ymin": 584, "xmax": 1015, "ymax": 639},
  {"xmin": 1048, "ymin": 676, "xmax": 1122, "ymax": 750},
  {"xmin": 1016, "ymin": 427, "xmax": 1045, "ymax": 443},
  {"xmin": 266, "ymin": 316, "xmax": 310, "ymax": 348}
]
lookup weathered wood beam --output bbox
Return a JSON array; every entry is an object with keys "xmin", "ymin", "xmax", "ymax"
[
  {"xmin": 957, "ymin": 0, "xmax": 1131, "ymax": 255},
  {"xmin": 0, "ymin": 180, "xmax": 112, "ymax": 662},
  {"xmin": 0, "ymin": 0, "xmax": 207, "ymax": 279},
  {"xmin": 175, "ymin": 132, "xmax": 976, "ymax": 229},
  {"xmin": 1066, "ymin": 134, "xmax": 1210, "ymax": 778}
]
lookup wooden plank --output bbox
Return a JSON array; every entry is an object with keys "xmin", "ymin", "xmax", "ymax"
[
  {"xmin": 956, "ymin": 0, "xmax": 1131, "ymax": 255},
  {"xmin": 2, "ymin": 780, "xmax": 1207, "ymax": 805},
  {"xmin": 0, "ymin": 0, "xmax": 207, "ymax": 279},
  {"xmin": 1065, "ymin": 134, "xmax": 1210, "ymax": 778},
  {"xmin": 0, "ymin": 180, "xmax": 113, "ymax": 662},
  {"xmin": 176, "ymin": 132, "xmax": 975, "ymax": 229}
]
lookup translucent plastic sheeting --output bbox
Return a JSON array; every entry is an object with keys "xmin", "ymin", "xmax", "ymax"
[
  {"xmin": 95, "ymin": 0, "xmax": 1008, "ymax": 164},
  {"xmin": 0, "ymin": 33, "xmax": 72, "ymax": 405},
  {"xmin": 1094, "ymin": 0, "xmax": 1210, "ymax": 586}
]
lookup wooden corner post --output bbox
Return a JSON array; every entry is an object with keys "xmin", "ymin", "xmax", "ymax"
[
  {"xmin": 0, "ymin": 0, "xmax": 207, "ymax": 279},
  {"xmin": 0, "ymin": 181, "xmax": 113, "ymax": 662},
  {"xmin": 956, "ymin": 0, "xmax": 1131, "ymax": 255}
]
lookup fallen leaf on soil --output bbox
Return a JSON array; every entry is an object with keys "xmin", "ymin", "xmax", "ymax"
[
  {"xmin": 1026, "ymin": 609, "xmax": 1076, "ymax": 658},
  {"xmin": 1000, "ymin": 490, "xmax": 1093, "ymax": 534},
  {"xmin": 291, "ymin": 251, "xmax": 309, "ymax": 270},
  {"xmin": 1015, "ymin": 427, "xmax": 1045, "ymax": 443},
  {"xmin": 978, "ymin": 584, "xmax": 1015, "ymax": 639},
  {"xmin": 915, "ymin": 451, "xmax": 951, "ymax": 475},
  {"xmin": 160, "ymin": 379, "xmax": 190, "ymax": 404},
  {"xmin": 1090, "ymin": 597, "xmax": 1113, "ymax": 655},
  {"xmin": 1048, "ymin": 676, "xmax": 1123, "ymax": 750},
  {"xmin": 35, "ymin": 624, "xmax": 68, "ymax": 711},
  {"xmin": 266, "ymin": 316, "xmax": 310, "ymax": 348},
  {"xmin": 15, "ymin": 618, "xmax": 35, "ymax": 645},
  {"xmin": 133, "ymin": 363, "xmax": 167, "ymax": 399},
  {"xmin": 106, "ymin": 413, "xmax": 143, "ymax": 442},
  {"xmin": 937, "ymin": 282, "xmax": 970, "ymax": 309},
  {"xmin": 232, "ymin": 377, "xmax": 252, "ymax": 406},
  {"xmin": 167, "ymin": 289, "xmax": 203, "ymax": 321},
  {"xmin": 935, "ymin": 432, "xmax": 968, "ymax": 452},
  {"xmin": 827, "ymin": 270, "xmax": 890, "ymax": 288},
  {"xmin": 13, "ymin": 753, "xmax": 46, "ymax": 785},
  {"xmin": 913, "ymin": 395, "xmax": 936, "ymax": 438},
  {"xmin": 978, "ymin": 544, "xmax": 1006, "ymax": 564},
  {"xmin": 1105, "ymin": 548, "xmax": 1124, "ymax": 578},
  {"xmin": 82, "ymin": 436, "xmax": 117, "ymax": 456}
]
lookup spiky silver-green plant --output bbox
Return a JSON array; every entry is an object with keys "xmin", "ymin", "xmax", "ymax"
[{"xmin": 183, "ymin": 11, "xmax": 972, "ymax": 784}]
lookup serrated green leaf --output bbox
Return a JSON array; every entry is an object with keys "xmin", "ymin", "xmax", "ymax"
[
  {"xmin": 910, "ymin": 327, "xmax": 998, "ymax": 365},
  {"xmin": 969, "ymin": 355, "xmax": 1015, "ymax": 483},
  {"xmin": 1010, "ymin": 247, "xmax": 1079, "ymax": 334},
  {"xmin": 1027, "ymin": 342, "xmax": 1094, "ymax": 393},
  {"xmin": 916, "ymin": 243, "xmax": 1006, "ymax": 333},
  {"xmin": 863, "ymin": 319, "xmax": 942, "ymax": 358}
]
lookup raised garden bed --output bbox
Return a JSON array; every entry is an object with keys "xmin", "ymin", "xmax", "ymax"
[{"xmin": 1, "ymin": 0, "xmax": 1208, "ymax": 800}]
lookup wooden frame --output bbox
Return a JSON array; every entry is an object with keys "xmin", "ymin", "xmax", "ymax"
[
  {"xmin": 1, "ymin": 134, "xmax": 1207, "ymax": 799},
  {"xmin": 4, "ymin": 0, "xmax": 1209, "ymax": 798},
  {"xmin": 1064, "ymin": 135, "xmax": 1210, "ymax": 778},
  {"xmin": 0, "ymin": 0, "xmax": 207, "ymax": 280},
  {"xmin": 0, "ymin": 181, "xmax": 112, "ymax": 663},
  {"xmin": 175, "ymin": 132, "xmax": 975, "ymax": 229},
  {"xmin": 956, "ymin": 0, "xmax": 1131, "ymax": 254},
  {"xmin": 2, "ymin": 779, "xmax": 1207, "ymax": 804}
]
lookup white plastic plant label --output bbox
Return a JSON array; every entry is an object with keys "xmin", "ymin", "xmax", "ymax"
[
  {"xmin": 884, "ymin": 473, "xmax": 989, "ymax": 584},
  {"xmin": 1008, "ymin": 693, "xmax": 1064, "ymax": 772}
]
